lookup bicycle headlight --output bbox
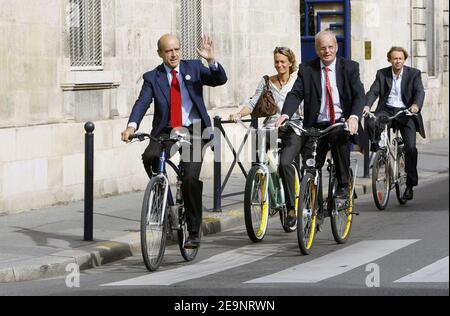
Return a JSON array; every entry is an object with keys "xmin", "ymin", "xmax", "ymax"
[{"xmin": 306, "ymin": 159, "xmax": 316, "ymax": 167}]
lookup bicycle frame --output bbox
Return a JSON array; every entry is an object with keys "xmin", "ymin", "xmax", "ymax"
[
  {"xmin": 237, "ymin": 120, "xmax": 287, "ymax": 211},
  {"xmin": 290, "ymin": 121, "xmax": 355, "ymax": 214},
  {"xmin": 369, "ymin": 109, "xmax": 415, "ymax": 188},
  {"xmin": 303, "ymin": 137, "xmax": 322, "ymax": 214},
  {"xmin": 130, "ymin": 131, "xmax": 202, "ymax": 270},
  {"xmin": 379, "ymin": 125, "xmax": 402, "ymax": 188},
  {"xmin": 145, "ymin": 138, "xmax": 187, "ymax": 228}
]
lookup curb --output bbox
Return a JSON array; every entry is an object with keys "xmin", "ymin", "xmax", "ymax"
[
  {"xmin": 0, "ymin": 237, "xmax": 140, "ymax": 283},
  {"xmin": 0, "ymin": 211, "xmax": 245, "ymax": 284}
]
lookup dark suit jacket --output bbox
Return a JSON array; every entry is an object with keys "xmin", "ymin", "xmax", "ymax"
[
  {"xmin": 282, "ymin": 57, "xmax": 365, "ymax": 130},
  {"xmin": 365, "ymin": 66, "xmax": 426, "ymax": 138},
  {"xmin": 128, "ymin": 60, "xmax": 228, "ymax": 137}
]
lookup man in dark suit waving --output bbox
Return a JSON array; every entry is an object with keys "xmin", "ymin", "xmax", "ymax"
[
  {"xmin": 364, "ymin": 47, "xmax": 425, "ymax": 201},
  {"xmin": 276, "ymin": 30, "xmax": 365, "ymax": 225},
  {"xmin": 121, "ymin": 34, "xmax": 227, "ymax": 248}
]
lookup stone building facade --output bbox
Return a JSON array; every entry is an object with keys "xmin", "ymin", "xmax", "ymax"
[{"xmin": 0, "ymin": 0, "xmax": 447, "ymax": 214}]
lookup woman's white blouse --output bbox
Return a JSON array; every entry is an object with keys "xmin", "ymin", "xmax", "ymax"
[{"xmin": 248, "ymin": 75, "xmax": 303, "ymax": 134}]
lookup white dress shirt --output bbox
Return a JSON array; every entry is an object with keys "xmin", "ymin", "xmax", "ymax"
[{"xmin": 387, "ymin": 68, "xmax": 406, "ymax": 109}]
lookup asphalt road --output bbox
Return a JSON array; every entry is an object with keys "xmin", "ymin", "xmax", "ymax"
[{"xmin": 1, "ymin": 174, "xmax": 448, "ymax": 297}]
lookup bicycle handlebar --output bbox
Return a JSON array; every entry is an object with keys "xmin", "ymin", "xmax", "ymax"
[
  {"xmin": 128, "ymin": 130, "xmax": 193, "ymax": 146},
  {"xmin": 237, "ymin": 116, "xmax": 351, "ymax": 139},
  {"xmin": 286, "ymin": 120, "xmax": 348, "ymax": 138},
  {"xmin": 388, "ymin": 109, "xmax": 416, "ymax": 120},
  {"xmin": 364, "ymin": 109, "xmax": 417, "ymax": 123},
  {"xmin": 128, "ymin": 132, "xmax": 152, "ymax": 142}
]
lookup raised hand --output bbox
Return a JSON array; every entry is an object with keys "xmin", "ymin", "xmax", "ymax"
[{"xmin": 197, "ymin": 35, "xmax": 215, "ymax": 64}]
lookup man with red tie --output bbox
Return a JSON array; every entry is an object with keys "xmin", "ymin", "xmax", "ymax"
[
  {"xmin": 121, "ymin": 34, "xmax": 227, "ymax": 249},
  {"xmin": 276, "ymin": 30, "xmax": 364, "ymax": 224}
]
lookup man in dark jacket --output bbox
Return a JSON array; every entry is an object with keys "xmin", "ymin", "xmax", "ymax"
[
  {"xmin": 276, "ymin": 30, "xmax": 365, "ymax": 225},
  {"xmin": 121, "ymin": 34, "xmax": 228, "ymax": 248},
  {"xmin": 364, "ymin": 46, "xmax": 425, "ymax": 201}
]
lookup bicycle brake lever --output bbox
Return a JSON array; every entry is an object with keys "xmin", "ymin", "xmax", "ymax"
[{"xmin": 179, "ymin": 139, "xmax": 192, "ymax": 146}]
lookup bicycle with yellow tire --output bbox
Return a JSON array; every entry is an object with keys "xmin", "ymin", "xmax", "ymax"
[
  {"xmin": 287, "ymin": 120, "xmax": 358, "ymax": 255},
  {"xmin": 238, "ymin": 119, "xmax": 301, "ymax": 242}
]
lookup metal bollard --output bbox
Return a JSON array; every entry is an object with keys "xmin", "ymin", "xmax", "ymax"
[
  {"xmin": 84, "ymin": 122, "xmax": 95, "ymax": 241},
  {"xmin": 213, "ymin": 116, "xmax": 222, "ymax": 212}
]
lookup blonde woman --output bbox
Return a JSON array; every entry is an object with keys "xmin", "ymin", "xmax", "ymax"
[
  {"xmin": 230, "ymin": 47, "xmax": 302, "ymax": 125},
  {"xmin": 230, "ymin": 47, "xmax": 303, "ymax": 228}
]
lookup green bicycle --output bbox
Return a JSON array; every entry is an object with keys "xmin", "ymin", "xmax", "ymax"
[{"xmin": 237, "ymin": 119, "xmax": 301, "ymax": 242}]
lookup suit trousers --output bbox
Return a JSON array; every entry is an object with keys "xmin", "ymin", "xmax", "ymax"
[
  {"xmin": 278, "ymin": 129, "xmax": 303, "ymax": 211},
  {"xmin": 142, "ymin": 127, "xmax": 206, "ymax": 234},
  {"xmin": 302, "ymin": 123, "xmax": 351, "ymax": 188},
  {"xmin": 376, "ymin": 108, "xmax": 419, "ymax": 187}
]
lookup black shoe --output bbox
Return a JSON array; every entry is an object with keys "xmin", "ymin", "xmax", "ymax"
[
  {"xmin": 285, "ymin": 212, "xmax": 297, "ymax": 227},
  {"xmin": 316, "ymin": 214, "xmax": 325, "ymax": 231},
  {"xmin": 184, "ymin": 233, "xmax": 200, "ymax": 249},
  {"xmin": 370, "ymin": 143, "xmax": 380, "ymax": 152},
  {"xmin": 334, "ymin": 185, "xmax": 349, "ymax": 199},
  {"xmin": 403, "ymin": 187, "xmax": 414, "ymax": 201}
]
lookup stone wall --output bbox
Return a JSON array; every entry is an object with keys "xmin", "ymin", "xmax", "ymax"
[
  {"xmin": 411, "ymin": 0, "xmax": 449, "ymax": 140},
  {"xmin": 351, "ymin": 0, "xmax": 449, "ymax": 141},
  {"xmin": 0, "ymin": 0, "xmax": 63, "ymax": 128},
  {"xmin": 0, "ymin": 119, "xmax": 150, "ymax": 213},
  {"xmin": 0, "ymin": 0, "xmax": 300, "ymax": 214}
]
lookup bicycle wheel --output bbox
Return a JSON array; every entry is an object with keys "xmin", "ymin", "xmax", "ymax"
[
  {"xmin": 297, "ymin": 172, "xmax": 318, "ymax": 255},
  {"xmin": 331, "ymin": 171, "xmax": 354, "ymax": 244},
  {"xmin": 280, "ymin": 163, "xmax": 300, "ymax": 233},
  {"xmin": 372, "ymin": 150, "xmax": 391, "ymax": 210},
  {"xmin": 244, "ymin": 166, "xmax": 270, "ymax": 242},
  {"xmin": 396, "ymin": 145, "xmax": 408, "ymax": 205},
  {"xmin": 141, "ymin": 176, "xmax": 168, "ymax": 272},
  {"xmin": 178, "ymin": 214, "xmax": 201, "ymax": 262}
]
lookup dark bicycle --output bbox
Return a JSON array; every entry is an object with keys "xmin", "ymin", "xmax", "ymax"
[
  {"xmin": 129, "ymin": 131, "xmax": 200, "ymax": 272},
  {"xmin": 287, "ymin": 120, "xmax": 358, "ymax": 255}
]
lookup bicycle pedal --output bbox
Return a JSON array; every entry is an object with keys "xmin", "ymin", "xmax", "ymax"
[{"xmin": 335, "ymin": 200, "xmax": 349, "ymax": 211}]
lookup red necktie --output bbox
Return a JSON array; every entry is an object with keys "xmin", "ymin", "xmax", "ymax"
[
  {"xmin": 170, "ymin": 69, "xmax": 182, "ymax": 128},
  {"xmin": 325, "ymin": 67, "xmax": 336, "ymax": 125}
]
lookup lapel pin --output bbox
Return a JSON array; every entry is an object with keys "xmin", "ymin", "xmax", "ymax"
[{"xmin": 185, "ymin": 75, "xmax": 191, "ymax": 81}]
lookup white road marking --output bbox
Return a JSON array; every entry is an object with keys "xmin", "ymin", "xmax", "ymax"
[
  {"xmin": 102, "ymin": 243, "xmax": 294, "ymax": 286},
  {"xmin": 246, "ymin": 240, "xmax": 419, "ymax": 284},
  {"xmin": 394, "ymin": 256, "xmax": 449, "ymax": 283}
]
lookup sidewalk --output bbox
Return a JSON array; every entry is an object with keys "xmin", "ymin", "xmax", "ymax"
[{"xmin": 0, "ymin": 139, "xmax": 448, "ymax": 283}]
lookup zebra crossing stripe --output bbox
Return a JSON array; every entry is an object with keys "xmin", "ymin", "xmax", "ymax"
[
  {"xmin": 102, "ymin": 243, "xmax": 293, "ymax": 286},
  {"xmin": 245, "ymin": 240, "xmax": 419, "ymax": 284},
  {"xmin": 394, "ymin": 256, "xmax": 449, "ymax": 283}
]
